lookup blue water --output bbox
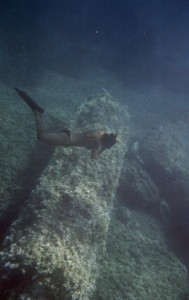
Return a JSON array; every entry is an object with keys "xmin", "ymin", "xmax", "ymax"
[{"xmin": 1, "ymin": 0, "xmax": 189, "ymax": 91}]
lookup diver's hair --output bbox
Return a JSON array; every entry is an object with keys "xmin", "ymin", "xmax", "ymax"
[{"xmin": 101, "ymin": 133, "xmax": 117, "ymax": 149}]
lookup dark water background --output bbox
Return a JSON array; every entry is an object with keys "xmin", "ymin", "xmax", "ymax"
[
  {"xmin": 1, "ymin": 0, "xmax": 189, "ymax": 133},
  {"xmin": 1, "ymin": 0, "xmax": 189, "ymax": 91}
]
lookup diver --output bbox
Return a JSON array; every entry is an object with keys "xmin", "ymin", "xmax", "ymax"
[{"xmin": 15, "ymin": 88, "xmax": 117, "ymax": 159}]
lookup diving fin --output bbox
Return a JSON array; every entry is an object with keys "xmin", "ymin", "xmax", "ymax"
[{"xmin": 15, "ymin": 87, "xmax": 44, "ymax": 113}]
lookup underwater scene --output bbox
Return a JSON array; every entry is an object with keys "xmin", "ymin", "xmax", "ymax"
[{"xmin": 1, "ymin": 0, "xmax": 189, "ymax": 299}]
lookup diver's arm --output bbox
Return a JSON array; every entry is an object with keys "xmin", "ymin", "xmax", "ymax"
[{"xmin": 90, "ymin": 144, "xmax": 102, "ymax": 159}]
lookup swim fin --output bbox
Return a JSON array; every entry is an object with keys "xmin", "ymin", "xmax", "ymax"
[{"xmin": 15, "ymin": 87, "xmax": 44, "ymax": 113}]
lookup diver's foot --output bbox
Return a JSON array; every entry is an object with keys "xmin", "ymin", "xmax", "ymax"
[{"xmin": 15, "ymin": 88, "xmax": 44, "ymax": 113}]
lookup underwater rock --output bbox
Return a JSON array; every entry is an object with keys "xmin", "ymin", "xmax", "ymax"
[
  {"xmin": 132, "ymin": 117, "xmax": 189, "ymax": 214},
  {"xmin": 0, "ymin": 85, "xmax": 53, "ymax": 240},
  {"xmin": 118, "ymin": 153, "xmax": 163, "ymax": 216},
  {"xmin": 131, "ymin": 114, "xmax": 189, "ymax": 268},
  {"xmin": 93, "ymin": 208, "xmax": 189, "ymax": 300},
  {"xmin": 0, "ymin": 91, "xmax": 129, "ymax": 299},
  {"xmin": 0, "ymin": 84, "xmax": 67, "ymax": 240}
]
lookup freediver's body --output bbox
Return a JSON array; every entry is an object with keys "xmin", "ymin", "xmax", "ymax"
[{"xmin": 15, "ymin": 88, "xmax": 117, "ymax": 159}]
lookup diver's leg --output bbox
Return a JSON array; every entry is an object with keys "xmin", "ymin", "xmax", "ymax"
[
  {"xmin": 33, "ymin": 110, "xmax": 46, "ymax": 137},
  {"xmin": 15, "ymin": 87, "xmax": 69, "ymax": 146}
]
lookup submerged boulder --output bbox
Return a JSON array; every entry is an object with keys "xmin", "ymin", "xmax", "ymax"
[
  {"xmin": 132, "ymin": 115, "xmax": 189, "ymax": 214},
  {"xmin": 0, "ymin": 83, "xmax": 66, "ymax": 240},
  {"xmin": 0, "ymin": 91, "xmax": 129, "ymax": 299},
  {"xmin": 118, "ymin": 153, "xmax": 163, "ymax": 216},
  {"xmin": 0, "ymin": 85, "xmax": 53, "ymax": 240},
  {"xmin": 93, "ymin": 208, "xmax": 189, "ymax": 300},
  {"xmin": 129, "ymin": 113, "xmax": 189, "ymax": 267}
]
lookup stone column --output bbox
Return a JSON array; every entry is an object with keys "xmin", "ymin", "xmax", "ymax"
[{"xmin": 0, "ymin": 91, "xmax": 129, "ymax": 300}]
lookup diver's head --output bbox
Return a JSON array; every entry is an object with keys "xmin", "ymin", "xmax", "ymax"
[{"xmin": 101, "ymin": 133, "xmax": 117, "ymax": 150}]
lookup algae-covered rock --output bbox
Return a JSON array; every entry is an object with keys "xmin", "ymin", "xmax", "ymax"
[
  {"xmin": 0, "ymin": 91, "xmax": 129, "ymax": 299},
  {"xmin": 0, "ymin": 83, "xmax": 65, "ymax": 239},
  {"xmin": 118, "ymin": 153, "xmax": 163, "ymax": 216},
  {"xmin": 0, "ymin": 84, "xmax": 46, "ymax": 239},
  {"xmin": 93, "ymin": 208, "xmax": 189, "ymax": 300},
  {"xmin": 133, "ymin": 118, "xmax": 189, "ymax": 209},
  {"xmin": 131, "ymin": 116, "xmax": 189, "ymax": 221},
  {"xmin": 130, "ymin": 114, "xmax": 189, "ymax": 269}
]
